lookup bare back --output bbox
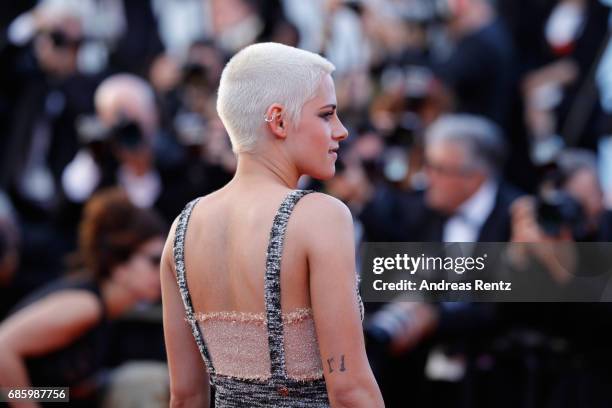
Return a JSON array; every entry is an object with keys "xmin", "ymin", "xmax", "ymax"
[
  {"xmin": 183, "ymin": 184, "xmax": 312, "ymax": 315},
  {"xmin": 166, "ymin": 183, "xmax": 381, "ymax": 407}
]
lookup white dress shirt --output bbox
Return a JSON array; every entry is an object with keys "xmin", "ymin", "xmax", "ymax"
[{"xmin": 443, "ymin": 179, "xmax": 499, "ymax": 243}]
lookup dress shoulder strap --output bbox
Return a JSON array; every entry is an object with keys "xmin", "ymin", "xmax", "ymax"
[
  {"xmin": 264, "ymin": 189, "xmax": 314, "ymax": 382},
  {"xmin": 173, "ymin": 197, "xmax": 216, "ymax": 379}
]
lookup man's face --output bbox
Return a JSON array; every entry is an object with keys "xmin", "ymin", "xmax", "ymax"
[{"xmin": 424, "ymin": 140, "xmax": 487, "ymax": 214}]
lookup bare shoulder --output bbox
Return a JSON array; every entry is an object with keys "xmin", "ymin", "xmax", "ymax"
[
  {"xmin": 297, "ymin": 191, "xmax": 351, "ymax": 220},
  {"xmin": 160, "ymin": 216, "xmax": 180, "ymax": 275},
  {"xmin": 174, "ymin": 190, "xmax": 219, "ymax": 221},
  {"xmin": 161, "ymin": 194, "xmax": 210, "ymax": 273},
  {"xmin": 292, "ymin": 192, "xmax": 354, "ymax": 239}
]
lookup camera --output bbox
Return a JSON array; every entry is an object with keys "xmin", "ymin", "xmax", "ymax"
[
  {"xmin": 536, "ymin": 190, "xmax": 585, "ymax": 239},
  {"xmin": 365, "ymin": 303, "xmax": 417, "ymax": 346},
  {"xmin": 75, "ymin": 115, "xmax": 147, "ymax": 153},
  {"xmin": 110, "ymin": 119, "xmax": 146, "ymax": 150},
  {"xmin": 45, "ymin": 29, "xmax": 81, "ymax": 49},
  {"xmin": 344, "ymin": 0, "xmax": 364, "ymax": 16},
  {"xmin": 364, "ymin": 303, "xmax": 421, "ymax": 377}
]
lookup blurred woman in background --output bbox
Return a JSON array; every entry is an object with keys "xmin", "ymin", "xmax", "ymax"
[{"xmin": 0, "ymin": 188, "xmax": 166, "ymax": 407}]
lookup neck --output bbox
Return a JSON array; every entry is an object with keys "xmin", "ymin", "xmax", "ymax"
[
  {"xmin": 233, "ymin": 149, "xmax": 300, "ymax": 189},
  {"xmin": 100, "ymin": 280, "xmax": 140, "ymax": 319}
]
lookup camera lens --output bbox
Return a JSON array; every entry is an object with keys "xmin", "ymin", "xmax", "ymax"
[
  {"xmin": 50, "ymin": 30, "xmax": 68, "ymax": 47},
  {"xmin": 536, "ymin": 190, "xmax": 584, "ymax": 238},
  {"xmin": 111, "ymin": 121, "xmax": 144, "ymax": 150}
]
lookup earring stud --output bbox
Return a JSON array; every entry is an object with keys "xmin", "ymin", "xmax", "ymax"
[{"xmin": 264, "ymin": 112, "xmax": 278, "ymax": 123}]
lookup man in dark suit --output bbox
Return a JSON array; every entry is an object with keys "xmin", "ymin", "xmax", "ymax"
[
  {"xmin": 360, "ymin": 114, "xmax": 524, "ymax": 407},
  {"xmin": 361, "ymin": 114, "xmax": 523, "ymax": 243}
]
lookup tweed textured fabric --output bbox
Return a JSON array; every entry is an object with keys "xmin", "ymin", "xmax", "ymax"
[{"xmin": 174, "ymin": 190, "xmax": 336, "ymax": 407}]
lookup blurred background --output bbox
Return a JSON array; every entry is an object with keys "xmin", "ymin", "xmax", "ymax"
[{"xmin": 1, "ymin": 0, "xmax": 612, "ymax": 406}]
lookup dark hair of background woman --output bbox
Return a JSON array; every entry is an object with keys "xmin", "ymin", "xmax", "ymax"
[{"xmin": 78, "ymin": 188, "xmax": 167, "ymax": 281}]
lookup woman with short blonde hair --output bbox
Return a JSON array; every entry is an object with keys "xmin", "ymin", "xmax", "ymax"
[
  {"xmin": 217, "ymin": 42, "xmax": 335, "ymax": 153},
  {"xmin": 162, "ymin": 42, "xmax": 384, "ymax": 407}
]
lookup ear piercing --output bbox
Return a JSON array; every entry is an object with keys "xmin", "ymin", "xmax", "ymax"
[{"xmin": 264, "ymin": 112, "xmax": 279, "ymax": 123}]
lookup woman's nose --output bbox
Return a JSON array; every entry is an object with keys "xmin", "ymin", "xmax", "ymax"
[{"xmin": 333, "ymin": 119, "xmax": 349, "ymax": 141}]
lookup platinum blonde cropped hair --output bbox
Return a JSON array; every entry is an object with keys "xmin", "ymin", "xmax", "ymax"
[{"xmin": 217, "ymin": 42, "xmax": 335, "ymax": 153}]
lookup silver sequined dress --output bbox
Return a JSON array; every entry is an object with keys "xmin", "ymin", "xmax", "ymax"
[{"xmin": 173, "ymin": 190, "xmax": 364, "ymax": 407}]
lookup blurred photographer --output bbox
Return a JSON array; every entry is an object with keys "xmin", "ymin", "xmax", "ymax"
[
  {"xmin": 509, "ymin": 195, "xmax": 577, "ymax": 287},
  {"xmin": 493, "ymin": 150, "xmax": 612, "ymax": 407},
  {"xmin": 512, "ymin": 148, "xmax": 611, "ymax": 244},
  {"xmin": 502, "ymin": 149, "xmax": 589, "ymax": 298},
  {"xmin": 0, "ymin": 3, "xmax": 104, "ymax": 296},
  {"xmin": 62, "ymin": 74, "xmax": 159, "ymax": 206},
  {"xmin": 504, "ymin": 148, "xmax": 612, "ymax": 295},
  {"xmin": 1, "ymin": 4, "xmax": 92, "ymax": 214},
  {"xmin": 62, "ymin": 74, "xmax": 196, "ymax": 223},
  {"xmin": 557, "ymin": 148, "xmax": 612, "ymax": 241}
]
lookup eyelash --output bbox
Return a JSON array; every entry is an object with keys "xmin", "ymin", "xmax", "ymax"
[{"xmin": 321, "ymin": 111, "xmax": 334, "ymax": 121}]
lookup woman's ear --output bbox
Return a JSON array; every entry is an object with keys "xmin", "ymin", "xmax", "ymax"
[{"xmin": 264, "ymin": 104, "xmax": 287, "ymax": 140}]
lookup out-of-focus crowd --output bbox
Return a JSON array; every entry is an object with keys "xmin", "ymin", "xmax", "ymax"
[{"xmin": 1, "ymin": 0, "xmax": 612, "ymax": 407}]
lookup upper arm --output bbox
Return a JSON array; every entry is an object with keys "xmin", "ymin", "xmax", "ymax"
[
  {"xmin": 300, "ymin": 194, "xmax": 378, "ymax": 401},
  {"xmin": 160, "ymin": 217, "xmax": 209, "ymax": 402},
  {"xmin": 0, "ymin": 291, "xmax": 101, "ymax": 357}
]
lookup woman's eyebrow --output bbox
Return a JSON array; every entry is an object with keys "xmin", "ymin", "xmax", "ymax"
[{"xmin": 319, "ymin": 104, "xmax": 337, "ymax": 110}]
